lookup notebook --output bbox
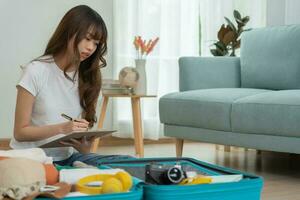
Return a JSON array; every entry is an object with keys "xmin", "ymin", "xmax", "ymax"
[{"xmin": 38, "ymin": 129, "xmax": 115, "ymax": 148}]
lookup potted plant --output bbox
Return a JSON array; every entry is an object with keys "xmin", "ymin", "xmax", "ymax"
[{"xmin": 210, "ymin": 10, "xmax": 250, "ymax": 57}]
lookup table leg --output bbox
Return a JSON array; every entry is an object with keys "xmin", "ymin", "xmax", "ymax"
[
  {"xmin": 131, "ymin": 97, "xmax": 144, "ymax": 158},
  {"xmin": 176, "ymin": 139, "xmax": 184, "ymax": 157},
  {"xmin": 91, "ymin": 96, "xmax": 109, "ymax": 153}
]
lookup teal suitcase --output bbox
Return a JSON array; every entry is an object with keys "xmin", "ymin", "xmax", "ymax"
[
  {"xmin": 41, "ymin": 157, "xmax": 262, "ymax": 200},
  {"xmin": 101, "ymin": 157, "xmax": 264, "ymax": 200}
]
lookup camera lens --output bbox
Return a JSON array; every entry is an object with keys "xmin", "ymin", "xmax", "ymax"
[{"xmin": 166, "ymin": 167, "xmax": 184, "ymax": 184}]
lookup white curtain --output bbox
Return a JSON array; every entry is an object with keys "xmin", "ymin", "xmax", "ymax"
[{"xmin": 111, "ymin": 0, "xmax": 266, "ymax": 139}]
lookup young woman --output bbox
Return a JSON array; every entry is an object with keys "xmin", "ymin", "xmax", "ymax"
[{"xmin": 10, "ymin": 5, "xmax": 130, "ymax": 166}]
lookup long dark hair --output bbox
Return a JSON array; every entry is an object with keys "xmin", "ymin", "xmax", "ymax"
[{"xmin": 41, "ymin": 5, "xmax": 107, "ymax": 127}]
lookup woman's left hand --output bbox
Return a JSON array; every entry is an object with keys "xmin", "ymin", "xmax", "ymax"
[{"xmin": 60, "ymin": 136, "xmax": 96, "ymax": 154}]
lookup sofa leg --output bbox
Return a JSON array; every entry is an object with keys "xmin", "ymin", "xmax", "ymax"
[
  {"xmin": 176, "ymin": 139, "xmax": 184, "ymax": 157},
  {"xmin": 257, "ymin": 150, "xmax": 262, "ymax": 155}
]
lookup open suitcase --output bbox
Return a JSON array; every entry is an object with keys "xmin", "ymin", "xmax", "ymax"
[
  {"xmin": 50, "ymin": 157, "xmax": 263, "ymax": 200},
  {"xmin": 101, "ymin": 157, "xmax": 263, "ymax": 200}
]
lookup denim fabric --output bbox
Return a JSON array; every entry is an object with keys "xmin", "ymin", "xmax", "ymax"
[{"xmin": 54, "ymin": 153, "xmax": 133, "ymax": 166}]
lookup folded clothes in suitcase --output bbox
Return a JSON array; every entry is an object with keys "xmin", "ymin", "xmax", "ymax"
[{"xmin": 101, "ymin": 157, "xmax": 264, "ymax": 200}]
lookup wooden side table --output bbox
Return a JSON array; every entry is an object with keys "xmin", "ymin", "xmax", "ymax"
[{"xmin": 91, "ymin": 94, "xmax": 156, "ymax": 157}]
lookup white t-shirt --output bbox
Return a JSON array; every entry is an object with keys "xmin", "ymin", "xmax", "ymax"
[{"xmin": 10, "ymin": 57, "xmax": 83, "ymax": 161}]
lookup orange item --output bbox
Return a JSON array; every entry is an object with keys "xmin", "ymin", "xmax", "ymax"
[{"xmin": 43, "ymin": 164, "xmax": 59, "ymax": 185}]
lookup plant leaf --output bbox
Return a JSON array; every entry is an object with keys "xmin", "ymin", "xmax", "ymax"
[
  {"xmin": 224, "ymin": 17, "xmax": 237, "ymax": 33},
  {"xmin": 218, "ymin": 24, "xmax": 227, "ymax": 41},
  {"xmin": 223, "ymin": 31, "xmax": 236, "ymax": 46},
  {"xmin": 214, "ymin": 41, "xmax": 227, "ymax": 50},
  {"xmin": 243, "ymin": 28, "xmax": 252, "ymax": 32},
  {"xmin": 233, "ymin": 10, "xmax": 241, "ymax": 20},
  {"xmin": 217, "ymin": 24, "xmax": 225, "ymax": 41},
  {"xmin": 236, "ymin": 18, "xmax": 244, "ymax": 24},
  {"xmin": 210, "ymin": 49, "xmax": 218, "ymax": 56},
  {"xmin": 242, "ymin": 16, "xmax": 250, "ymax": 24},
  {"xmin": 216, "ymin": 46, "xmax": 228, "ymax": 56},
  {"xmin": 234, "ymin": 39, "xmax": 241, "ymax": 49}
]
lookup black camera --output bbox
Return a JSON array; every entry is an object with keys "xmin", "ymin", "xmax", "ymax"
[{"xmin": 145, "ymin": 163, "xmax": 186, "ymax": 185}]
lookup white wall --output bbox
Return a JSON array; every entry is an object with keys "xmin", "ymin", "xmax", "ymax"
[{"xmin": 0, "ymin": 0, "xmax": 113, "ymax": 138}]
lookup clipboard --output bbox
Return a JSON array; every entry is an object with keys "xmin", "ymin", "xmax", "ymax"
[{"xmin": 38, "ymin": 129, "xmax": 115, "ymax": 148}]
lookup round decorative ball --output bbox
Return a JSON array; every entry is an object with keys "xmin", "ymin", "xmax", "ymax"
[{"xmin": 119, "ymin": 67, "xmax": 139, "ymax": 88}]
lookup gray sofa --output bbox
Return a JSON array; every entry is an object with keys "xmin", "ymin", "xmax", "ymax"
[{"xmin": 159, "ymin": 25, "xmax": 300, "ymax": 156}]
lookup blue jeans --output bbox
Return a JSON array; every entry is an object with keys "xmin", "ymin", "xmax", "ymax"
[{"xmin": 54, "ymin": 153, "xmax": 133, "ymax": 166}]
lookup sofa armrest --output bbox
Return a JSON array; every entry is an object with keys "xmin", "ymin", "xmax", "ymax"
[{"xmin": 179, "ymin": 57, "xmax": 241, "ymax": 91}]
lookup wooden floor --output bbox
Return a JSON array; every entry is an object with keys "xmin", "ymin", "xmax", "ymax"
[{"xmin": 96, "ymin": 141, "xmax": 300, "ymax": 200}]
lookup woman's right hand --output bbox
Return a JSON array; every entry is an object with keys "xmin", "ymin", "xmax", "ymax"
[{"xmin": 60, "ymin": 119, "xmax": 89, "ymax": 134}]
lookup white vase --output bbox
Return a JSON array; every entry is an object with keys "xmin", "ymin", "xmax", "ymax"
[{"xmin": 135, "ymin": 59, "xmax": 147, "ymax": 95}]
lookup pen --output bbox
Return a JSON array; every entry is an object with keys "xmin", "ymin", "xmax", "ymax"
[
  {"xmin": 61, "ymin": 113, "xmax": 79, "ymax": 122},
  {"xmin": 61, "ymin": 113, "xmax": 89, "ymax": 130}
]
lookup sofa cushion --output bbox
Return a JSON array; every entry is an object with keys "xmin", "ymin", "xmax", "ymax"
[
  {"xmin": 159, "ymin": 88, "xmax": 270, "ymax": 132},
  {"xmin": 241, "ymin": 25, "xmax": 300, "ymax": 90},
  {"xmin": 232, "ymin": 90, "xmax": 300, "ymax": 137}
]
